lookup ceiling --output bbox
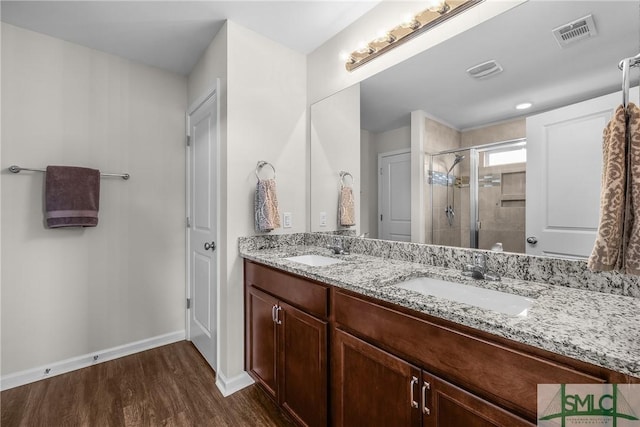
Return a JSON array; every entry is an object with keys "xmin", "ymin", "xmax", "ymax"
[
  {"xmin": 361, "ymin": 0, "xmax": 640, "ymax": 132},
  {"xmin": 0, "ymin": 1, "xmax": 381, "ymax": 76},
  {"xmin": 4, "ymin": 1, "xmax": 637, "ymax": 132}
]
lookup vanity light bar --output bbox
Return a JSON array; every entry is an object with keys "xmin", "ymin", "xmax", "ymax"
[{"xmin": 345, "ymin": 0, "xmax": 484, "ymax": 72}]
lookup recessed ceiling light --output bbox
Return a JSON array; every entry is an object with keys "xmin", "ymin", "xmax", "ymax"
[{"xmin": 516, "ymin": 102, "xmax": 533, "ymax": 110}]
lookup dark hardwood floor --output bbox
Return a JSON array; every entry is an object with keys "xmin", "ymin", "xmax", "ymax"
[{"xmin": 1, "ymin": 341, "xmax": 295, "ymax": 426}]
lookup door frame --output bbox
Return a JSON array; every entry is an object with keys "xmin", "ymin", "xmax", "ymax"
[
  {"xmin": 185, "ymin": 79, "xmax": 221, "ymax": 370},
  {"xmin": 377, "ymin": 149, "xmax": 411, "ymax": 240}
]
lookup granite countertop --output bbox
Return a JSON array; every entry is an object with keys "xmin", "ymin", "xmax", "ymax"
[{"xmin": 240, "ymin": 244, "xmax": 640, "ymax": 378}]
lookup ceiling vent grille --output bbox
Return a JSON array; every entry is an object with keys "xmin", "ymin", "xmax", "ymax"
[
  {"xmin": 466, "ymin": 60, "xmax": 503, "ymax": 79},
  {"xmin": 552, "ymin": 15, "xmax": 597, "ymax": 47}
]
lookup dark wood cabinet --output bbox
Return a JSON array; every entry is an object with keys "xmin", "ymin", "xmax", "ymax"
[
  {"xmin": 422, "ymin": 372, "xmax": 533, "ymax": 427},
  {"xmin": 245, "ymin": 261, "xmax": 328, "ymax": 427},
  {"xmin": 247, "ymin": 286, "xmax": 279, "ymax": 398},
  {"xmin": 333, "ymin": 328, "xmax": 532, "ymax": 427},
  {"xmin": 279, "ymin": 301, "xmax": 327, "ymax": 427},
  {"xmin": 332, "ymin": 289, "xmax": 607, "ymax": 421},
  {"xmin": 332, "ymin": 327, "xmax": 421, "ymax": 426},
  {"xmin": 245, "ymin": 259, "xmax": 637, "ymax": 427}
]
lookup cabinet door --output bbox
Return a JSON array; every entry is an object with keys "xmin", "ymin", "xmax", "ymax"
[
  {"xmin": 247, "ymin": 286, "xmax": 278, "ymax": 398},
  {"xmin": 422, "ymin": 372, "xmax": 534, "ymax": 427},
  {"xmin": 279, "ymin": 302, "xmax": 328, "ymax": 427},
  {"xmin": 333, "ymin": 328, "xmax": 421, "ymax": 427}
]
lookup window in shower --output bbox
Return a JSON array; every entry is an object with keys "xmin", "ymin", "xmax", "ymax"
[{"xmin": 484, "ymin": 145, "xmax": 527, "ymax": 167}]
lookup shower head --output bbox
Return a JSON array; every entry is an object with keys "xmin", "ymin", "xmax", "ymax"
[{"xmin": 447, "ymin": 154, "xmax": 466, "ymax": 174}]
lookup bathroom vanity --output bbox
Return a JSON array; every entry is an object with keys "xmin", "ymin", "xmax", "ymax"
[{"xmin": 241, "ymin": 234, "xmax": 640, "ymax": 427}]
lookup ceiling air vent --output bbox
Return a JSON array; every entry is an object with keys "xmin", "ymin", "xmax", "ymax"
[
  {"xmin": 466, "ymin": 60, "xmax": 503, "ymax": 79},
  {"xmin": 552, "ymin": 14, "xmax": 597, "ymax": 47}
]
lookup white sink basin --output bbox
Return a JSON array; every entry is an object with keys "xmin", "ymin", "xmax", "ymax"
[
  {"xmin": 284, "ymin": 254, "xmax": 344, "ymax": 267},
  {"xmin": 395, "ymin": 277, "xmax": 533, "ymax": 317}
]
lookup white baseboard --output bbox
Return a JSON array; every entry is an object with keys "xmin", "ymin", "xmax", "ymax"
[
  {"xmin": 216, "ymin": 370, "xmax": 255, "ymax": 397},
  {"xmin": 1, "ymin": 330, "xmax": 185, "ymax": 391}
]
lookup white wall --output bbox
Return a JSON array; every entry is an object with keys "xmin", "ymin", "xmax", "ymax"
[
  {"xmin": 188, "ymin": 21, "xmax": 307, "ymax": 387},
  {"xmin": 310, "ymin": 84, "xmax": 360, "ymax": 233},
  {"xmin": 376, "ymin": 125, "xmax": 411, "ymax": 153},
  {"xmin": 360, "ymin": 130, "xmax": 374, "ymax": 237},
  {"xmin": 1, "ymin": 24, "xmax": 187, "ymax": 375}
]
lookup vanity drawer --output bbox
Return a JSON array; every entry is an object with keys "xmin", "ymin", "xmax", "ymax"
[
  {"xmin": 333, "ymin": 289, "xmax": 605, "ymax": 420},
  {"xmin": 245, "ymin": 261, "xmax": 329, "ymax": 319}
]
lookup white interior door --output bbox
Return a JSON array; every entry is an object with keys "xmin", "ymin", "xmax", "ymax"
[
  {"xmin": 379, "ymin": 150, "xmax": 411, "ymax": 241},
  {"xmin": 188, "ymin": 90, "xmax": 218, "ymax": 371},
  {"xmin": 526, "ymin": 88, "xmax": 636, "ymax": 258}
]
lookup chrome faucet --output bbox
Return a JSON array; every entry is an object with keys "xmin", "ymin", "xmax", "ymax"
[
  {"xmin": 327, "ymin": 237, "xmax": 347, "ymax": 255},
  {"xmin": 463, "ymin": 253, "xmax": 500, "ymax": 281}
]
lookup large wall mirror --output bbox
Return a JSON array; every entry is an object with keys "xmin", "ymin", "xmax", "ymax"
[{"xmin": 310, "ymin": 0, "xmax": 640, "ymax": 259}]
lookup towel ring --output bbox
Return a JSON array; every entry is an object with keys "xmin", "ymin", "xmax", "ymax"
[
  {"xmin": 340, "ymin": 171, "xmax": 354, "ymax": 187},
  {"xmin": 255, "ymin": 161, "xmax": 276, "ymax": 181}
]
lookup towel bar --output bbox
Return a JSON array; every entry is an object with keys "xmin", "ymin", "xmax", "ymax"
[
  {"xmin": 8, "ymin": 165, "xmax": 130, "ymax": 180},
  {"xmin": 255, "ymin": 161, "xmax": 276, "ymax": 181}
]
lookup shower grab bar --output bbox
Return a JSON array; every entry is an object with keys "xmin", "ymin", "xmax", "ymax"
[{"xmin": 8, "ymin": 165, "xmax": 130, "ymax": 180}]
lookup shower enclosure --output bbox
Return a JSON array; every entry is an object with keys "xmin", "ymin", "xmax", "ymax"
[{"xmin": 428, "ymin": 138, "xmax": 526, "ymax": 253}]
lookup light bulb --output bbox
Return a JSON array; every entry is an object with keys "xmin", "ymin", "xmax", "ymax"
[{"xmin": 426, "ymin": 0, "xmax": 450, "ymax": 14}]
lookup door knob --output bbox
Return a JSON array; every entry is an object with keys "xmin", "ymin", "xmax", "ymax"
[
  {"xmin": 526, "ymin": 236, "xmax": 538, "ymax": 245},
  {"xmin": 204, "ymin": 241, "xmax": 216, "ymax": 251}
]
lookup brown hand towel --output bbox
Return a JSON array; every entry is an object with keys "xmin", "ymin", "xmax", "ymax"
[
  {"xmin": 625, "ymin": 103, "xmax": 640, "ymax": 274},
  {"xmin": 45, "ymin": 166, "xmax": 100, "ymax": 228},
  {"xmin": 338, "ymin": 186, "xmax": 355, "ymax": 227},
  {"xmin": 588, "ymin": 105, "xmax": 627, "ymax": 271}
]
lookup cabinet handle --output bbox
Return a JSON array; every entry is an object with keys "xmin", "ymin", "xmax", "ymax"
[
  {"xmin": 275, "ymin": 306, "xmax": 282, "ymax": 325},
  {"xmin": 410, "ymin": 376, "xmax": 419, "ymax": 409},
  {"xmin": 271, "ymin": 305, "xmax": 277, "ymax": 323},
  {"xmin": 422, "ymin": 381, "xmax": 431, "ymax": 415}
]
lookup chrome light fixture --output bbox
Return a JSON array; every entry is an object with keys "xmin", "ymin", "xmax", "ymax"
[{"xmin": 345, "ymin": 0, "xmax": 484, "ymax": 72}]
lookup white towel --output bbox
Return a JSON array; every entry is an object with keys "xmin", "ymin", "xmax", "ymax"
[
  {"xmin": 338, "ymin": 186, "xmax": 355, "ymax": 227},
  {"xmin": 255, "ymin": 179, "xmax": 281, "ymax": 232}
]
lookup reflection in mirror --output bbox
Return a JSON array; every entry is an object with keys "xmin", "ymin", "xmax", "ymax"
[
  {"xmin": 310, "ymin": 0, "xmax": 640, "ymax": 260},
  {"xmin": 429, "ymin": 139, "xmax": 526, "ymax": 254},
  {"xmin": 310, "ymin": 85, "xmax": 361, "ymax": 234}
]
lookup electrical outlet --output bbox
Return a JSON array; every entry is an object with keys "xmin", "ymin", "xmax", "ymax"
[
  {"xmin": 283, "ymin": 212, "xmax": 292, "ymax": 228},
  {"xmin": 319, "ymin": 212, "xmax": 327, "ymax": 227}
]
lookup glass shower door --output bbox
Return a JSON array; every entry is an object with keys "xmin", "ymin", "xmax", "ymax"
[
  {"xmin": 428, "ymin": 150, "xmax": 473, "ymax": 248},
  {"xmin": 475, "ymin": 140, "xmax": 526, "ymax": 252}
]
